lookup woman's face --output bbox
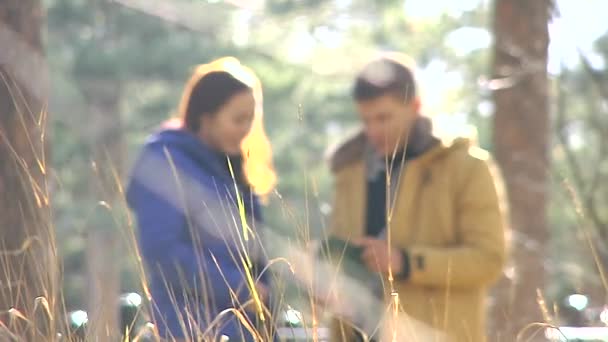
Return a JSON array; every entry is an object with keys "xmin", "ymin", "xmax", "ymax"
[{"xmin": 198, "ymin": 90, "xmax": 255, "ymax": 155}]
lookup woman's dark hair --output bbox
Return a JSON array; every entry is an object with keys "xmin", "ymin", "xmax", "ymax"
[
  {"xmin": 180, "ymin": 70, "xmax": 251, "ymax": 132},
  {"xmin": 173, "ymin": 57, "xmax": 277, "ymax": 196}
]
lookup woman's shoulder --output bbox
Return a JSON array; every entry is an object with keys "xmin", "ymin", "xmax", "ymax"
[
  {"xmin": 129, "ymin": 131, "xmax": 218, "ymax": 189},
  {"xmin": 137, "ymin": 129, "xmax": 212, "ymax": 171}
]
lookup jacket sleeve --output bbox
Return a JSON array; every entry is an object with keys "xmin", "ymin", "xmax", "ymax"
[
  {"xmin": 127, "ymin": 147, "xmax": 251, "ymax": 307},
  {"xmin": 407, "ymin": 156, "xmax": 507, "ymax": 289}
]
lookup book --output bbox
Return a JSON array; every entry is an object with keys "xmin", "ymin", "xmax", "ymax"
[{"xmin": 318, "ymin": 237, "xmax": 364, "ymax": 262}]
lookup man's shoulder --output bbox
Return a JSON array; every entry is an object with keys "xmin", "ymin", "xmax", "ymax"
[
  {"xmin": 427, "ymin": 137, "xmax": 498, "ymax": 185},
  {"xmin": 441, "ymin": 137, "xmax": 492, "ymax": 165},
  {"xmin": 439, "ymin": 138, "xmax": 504, "ymax": 191},
  {"xmin": 325, "ymin": 127, "xmax": 367, "ymax": 174}
]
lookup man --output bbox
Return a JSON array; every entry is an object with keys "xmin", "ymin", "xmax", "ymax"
[{"xmin": 325, "ymin": 54, "xmax": 507, "ymax": 341}]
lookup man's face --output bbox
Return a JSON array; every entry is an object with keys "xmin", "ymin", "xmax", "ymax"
[{"xmin": 356, "ymin": 94, "xmax": 419, "ymax": 157}]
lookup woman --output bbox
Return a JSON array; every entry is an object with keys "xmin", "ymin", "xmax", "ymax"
[{"xmin": 126, "ymin": 57, "xmax": 276, "ymax": 341}]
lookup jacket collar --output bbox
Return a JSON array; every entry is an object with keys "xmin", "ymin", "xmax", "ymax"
[{"xmin": 328, "ymin": 116, "xmax": 464, "ymax": 173}]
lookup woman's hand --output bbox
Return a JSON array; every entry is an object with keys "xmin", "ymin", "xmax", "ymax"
[
  {"xmin": 242, "ymin": 282, "xmax": 269, "ymax": 314},
  {"xmin": 253, "ymin": 282, "xmax": 268, "ymax": 303}
]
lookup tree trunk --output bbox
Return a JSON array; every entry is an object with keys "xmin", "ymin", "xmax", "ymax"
[
  {"xmin": 490, "ymin": 0, "xmax": 552, "ymax": 340},
  {"xmin": 80, "ymin": 77, "xmax": 123, "ymax": 341},
  {"xmin": 86, "ymin": 229, "xmax": 120, "ymax": 340},
  {"xmin": 0, "ymin": 0, "xmax": 58, "ymax": 340}
]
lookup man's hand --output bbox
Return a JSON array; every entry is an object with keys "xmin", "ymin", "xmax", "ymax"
[{"xmin": 356, "ymin": 237, "xmax": 404, "ymax": 275}]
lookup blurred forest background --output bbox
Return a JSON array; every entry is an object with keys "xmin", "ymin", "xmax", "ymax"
[{"xmin": 2, "ymin": 0, "xmax": 608, "ymax": 340}]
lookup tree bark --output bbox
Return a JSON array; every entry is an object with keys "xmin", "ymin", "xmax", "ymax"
[
  {"xmin": 0, "ymin": 0, "xmax": 57, "ymax": 340},
  {"xmin": 80, "ymin": 77, "xmax": 123, "ymax": 341},
  {"xmin": 490, "ymin": 0, "xmax": 552, "ymax": 340}
]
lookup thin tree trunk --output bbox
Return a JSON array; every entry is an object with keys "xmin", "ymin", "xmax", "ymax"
[
  {"xmin": 0, "ymin": 1, "xmax": 58, "ymax": 340},
  {"xmin": 80, "ymin": 77, "xmax": 123, "ymax": 340},
  {"xmin": 75, "ymin": 0, "xmax": 125, "ymax": 337},
  {"xmin": 490, "ymin": 0, "xmax": 552, "ymax": 340},
  {"xmin": 86, "ymin": 229, "xmax": 120, "ymax": 340}
]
